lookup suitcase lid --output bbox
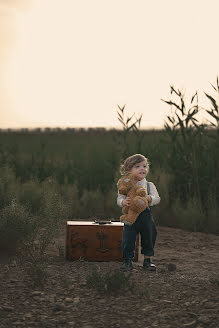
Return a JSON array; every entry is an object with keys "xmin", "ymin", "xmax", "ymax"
[{"xmin": 67, "ymin": 220, "xmax": 123, "ymax": 226}]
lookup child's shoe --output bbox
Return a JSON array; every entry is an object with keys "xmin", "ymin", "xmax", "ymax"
[
  {"xmin": 120, "ymin": 259, "xmax": 133, "ymax": 271},
  {"xmin": 143, "ymin": 258, "xmax": 156, "ymax": 271}
]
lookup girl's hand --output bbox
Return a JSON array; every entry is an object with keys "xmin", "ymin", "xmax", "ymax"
[
  {"xmin": 122, "ymin": 197, "xmax": 131, "ymax": 207},
  {"xmin": 146, "ymin": 195, "xmax": 152, "ymax": 203}
]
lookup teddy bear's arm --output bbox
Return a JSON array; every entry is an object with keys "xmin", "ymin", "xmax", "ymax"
[{"xmin": 135, "ymin": 186, "xmax": 147, "ymax": 197}]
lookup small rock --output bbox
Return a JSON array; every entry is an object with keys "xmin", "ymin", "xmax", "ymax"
[
  {"xmin": 10, "ymin": 278, "xmax": 19, "ymax": 283},
  {"xmin": 167, "ymin": 263, "xmax": 176, "ymax": 272},
  {"xmin": 24, "ymin": 313, "xmax": 32, "ymax": 319},
  {"xmin": 73, "ymin": 297, "xmax": 80, "ymax": 304},
  {"xmin": 31, "ymin": 291, "xmax": 41, "ymax": 296},
  {"xmin": 68, "ymin": 322, "xmax": 75, "ymax": 327},
  {"xmin": 10, "ymin": 261, "xmax": 17, "ymax": 267},
  {"xmin": 49, "ymin": 295, "xmax": 56, "ymax": 303},
  {"xmin": 98, "ymin": 299, "xmax": 106, "ymax": 303},
  {"xmin": 53, "ymin": 303, "xmax": 66, "ymax": 311},
  {"xmin": 183, "ymin": 320, "xmax": 197, "ymax": 327},
  {"xmin": 12, "ymin": 321, "xmax": 24, "ymax": 326},
  {"xmin": 65, "ymin": 297, "xmax": 73, "ymax": 303},
  {"xmin": 33, "ymin": 296, "xmax": 40, "ymax": 300},
  {"xmin": 2, "ymin": 306, "xmax": 14, "ymax": 311}
]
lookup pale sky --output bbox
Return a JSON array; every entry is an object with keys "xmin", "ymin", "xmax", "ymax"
[{"xmin": 0, "ymin": 0, "xmax": 218, "ymax": 129}]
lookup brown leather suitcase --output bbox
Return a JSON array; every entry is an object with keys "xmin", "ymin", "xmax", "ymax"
[{"xmin": 66, "ymin": 220, "xmax": 139, "ymax": 262}]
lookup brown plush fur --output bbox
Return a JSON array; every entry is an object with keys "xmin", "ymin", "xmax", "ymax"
[{"xmin": 117, "ymin": 174, "xmax": 149, "ymax": 225}]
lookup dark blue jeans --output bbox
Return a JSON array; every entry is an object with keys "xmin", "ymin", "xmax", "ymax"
[{"xmin": 122, "ymin": 207, "xmax": 157, "ymax": 259}]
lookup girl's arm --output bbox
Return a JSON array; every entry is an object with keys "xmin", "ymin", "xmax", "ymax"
[
  {"xmin": 117, "ymin": 192, "xmax": 126, "ymax": 207},
  {"xmin": 148, "ymin": 182, "xmax": 161, "ymax": 206}
]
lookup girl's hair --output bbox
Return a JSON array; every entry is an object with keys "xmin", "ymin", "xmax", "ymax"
[{"xmin": 120, "ymin": 154, "xmax": 150, "ymax": 175}]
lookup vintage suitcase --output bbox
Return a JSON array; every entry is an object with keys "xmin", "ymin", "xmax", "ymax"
[{"xmin": 66, "ymin": 220, "xmax": 139, "ymax": 262}]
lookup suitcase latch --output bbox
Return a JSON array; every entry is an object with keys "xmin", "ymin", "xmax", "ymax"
[{"xmin": 93, "ymin": 219, "xmax": 112, "ymax": 225}]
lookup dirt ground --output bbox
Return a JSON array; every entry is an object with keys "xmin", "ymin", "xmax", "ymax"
[{"xmin": 0, "ymin": 225, "xmax": 219, "ymax": 328}]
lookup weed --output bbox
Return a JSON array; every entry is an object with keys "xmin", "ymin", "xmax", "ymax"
[
  {"xmin": 57, "ymin": 245, "xmax": 65, "ymax": 260},
  {"xmin": 209, "ymin": 278, "xmax": 219, "ymax": 287},
  {"xmin": 26, "ymin": 260, "xmax": 48, "ymax": 287},
  {"xmin": 86, "ymin": 268, "xmax": 134, "ymax": 295},
  {"xmin": 138, "ymin": 282, "xmax": 150, "ymax": 299}
]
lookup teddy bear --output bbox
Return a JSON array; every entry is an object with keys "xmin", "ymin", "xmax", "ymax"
[{"xmin": 117, "ymin": 174, "xmax": 149, "ymax": 225}]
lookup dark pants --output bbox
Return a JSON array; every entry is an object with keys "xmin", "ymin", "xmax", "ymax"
[{"xmin": 122, "ymin": 207, "xmax": 157, "ymax": 259}]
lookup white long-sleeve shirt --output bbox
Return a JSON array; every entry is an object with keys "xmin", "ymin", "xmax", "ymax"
[{"xmin": 117, "ymin": 178, "xmax": 161, "ymax": 207}]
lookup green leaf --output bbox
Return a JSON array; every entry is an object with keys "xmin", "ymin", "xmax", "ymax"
[
  {"xmin": 181, "ymin": 98, "xmax": 185, "ymax": 115},
  {"xmin": 205, "ymin": 93, "xmax": 218, "ymax": 113},
  {"xmin": 117, "ymin": 104, "xmax": 126, "ymax": 113},
  {"xmin": 138, "ymin": 114, "xmax": 142, "ymax": 127},
  {"xmin": 170, "ymin": 86, "xmax": 181, "ymax": 96},
  {"xmin": 167, "ymin": 116, "xmax": 174, "ymax": 124},
  {"xmin": 118, "ymin": 118, "xmax": 126, "ymax": 127},
  {"xmin": 117, "ymin": 112, "xmax": 124, "ymax": 121},
  {"xmin": 127, "ymin": 122, "xmax": 136, "ymax": 131},
  {"xmin": 126, "ymin": 114, "xmax": 134, "ymax": 125},
  {"xmin": 206, "ymin": 110, "xmax": 219, "ymax": 122},
  {"xmin": 210, "ymin": 83, "xmax": 217, "ymax": 92},
  {"xmin": 191, "ymin": 91, "xmax": 198, "ymax": 104},
  {"xmin": 162, "ymin": 100, "xmax": 181, "ymax": 111}
]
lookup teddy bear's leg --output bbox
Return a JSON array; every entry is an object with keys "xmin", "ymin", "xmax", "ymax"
[
  {"xmin": 122, "ymin": 206, "xmax": 129, "ymax": 214},
  {"xmin": 125, "ymin": 209, "xmax": 139, "ymax": 225},
  {"xmin": 130, "ymin": 196, "xmax": 148, "ymax": 213},
  {"xmin": 120, "ymin": 214, "xmax": 132, "ymax": 226}
]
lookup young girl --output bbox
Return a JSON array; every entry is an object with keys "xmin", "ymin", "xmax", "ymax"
[{"xmin": 117, "ymin": 154, "xmax": 160, "ymax": 271}]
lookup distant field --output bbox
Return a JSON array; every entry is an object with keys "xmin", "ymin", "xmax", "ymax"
[
  {"xmin": 0, "ymin": 128, "xmax": 168, "ymax": 190},
  {"xmin": 0, "ymin": 128, "xmax": 218, "ymax": 234}
]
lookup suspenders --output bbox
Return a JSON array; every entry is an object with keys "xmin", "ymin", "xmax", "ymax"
[{"xmin": 147, "ymin": 182, "xmax": 150, "ymax": 194}]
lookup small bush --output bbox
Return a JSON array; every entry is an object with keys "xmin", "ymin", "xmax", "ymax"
[
  {"xmin": 80, "ymin": 189, "xmax": 105, "ymax": 218},
  {"xmin": 209, "ymin": 277, "xmax": 219, "ymax": 287},
  {"xmin": 26, "ymin": 260, "xmax": 48, "ymax": 287},
  {"xmin": 18, "ymin": 180, "xmax": 44, "ymax": 214},
  {"xmin": 0, "ymin": 167, "xmax": 18, "ymax": 209},
  {"xmin": 60, "ymin": 183, "xmax": 80, "ymax": 219},
  {"xmin": 172, "ymin": 198, "xmax": 206, "ymax": 232},
  {"xmin": 0, "ymin": 199, "xmax": 38, "ymax": 251},
  {"xmin": 138, "ymin": 282, "xmax": 150, "ymax": 299},
  {"xmin": 86, "ymin": 268, "xmax": 133, "ymax": 295},
  {"xmin": 205, "ymin": 195, "xmax": 219, "ymax": 234}
]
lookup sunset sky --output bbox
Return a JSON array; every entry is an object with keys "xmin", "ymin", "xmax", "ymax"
[{"xmin": 0, "ymin": 0, "xmax": 218, "ymax": 129}]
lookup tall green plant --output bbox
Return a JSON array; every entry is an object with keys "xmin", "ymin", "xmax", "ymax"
[
  {"xmin": 116, "ymin": 104, "xmax": 144, "ymax": 158},
  {"xmin": 204, "ymin": 76, "xmax": 219, "ymax": 130},
  {"xmin": 161, "ymin": 86, "xmax": 204, "ymax": 203},
  {"xmin": 204, "ymin": 77, "xmax": 219, "ymax": 204}
]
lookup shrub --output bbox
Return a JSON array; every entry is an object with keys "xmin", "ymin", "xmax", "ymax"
[
  {"xmin": 86, "ymin": 268, "xmax": 133, "ymax": 295},
  {"xmin": 0, "ymin": 167, "xmax": 18, "ymax": 209},
  {"xmin": 18, "ymin": 179, "xmax": 44, "ymax": 214},
  {"xmin": 0, "ymin": 199, "xmax": 38, "ymax": 251},
  {"xmin": 172, "ymin": 197, "xmax": 206, "ymax": 232},
  {"xmin": 25, "ymin": 259, "xmax": 48, "ymax": 287}
]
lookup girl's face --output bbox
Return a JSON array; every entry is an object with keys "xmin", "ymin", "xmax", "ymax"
[{"xmin": 129, "ymin": 161, "xmax": 147, "ymax": 181}]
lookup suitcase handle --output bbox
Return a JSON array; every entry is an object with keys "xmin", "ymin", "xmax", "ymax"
[{"xmin": 93, "ymin": 219, "xmax": 112, "ymax": 225}]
